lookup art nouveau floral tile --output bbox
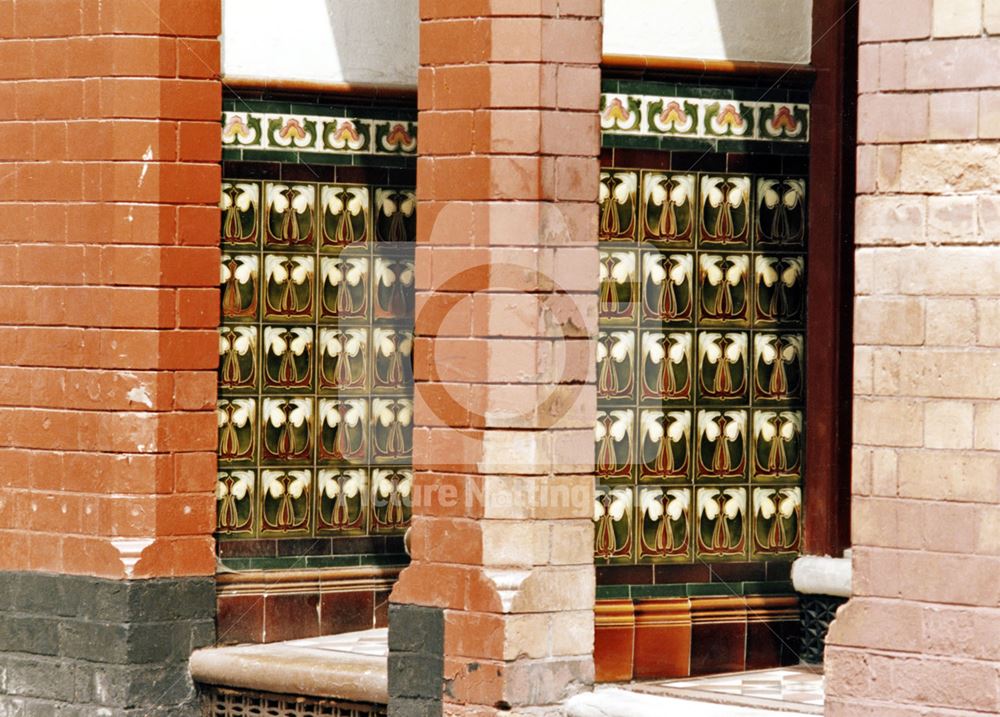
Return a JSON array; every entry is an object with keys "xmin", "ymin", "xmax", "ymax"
[
  {"xmin": 596, "ymin": 408, "xmax": 635, "ymax": 484},
  {"xmin": 754, "ymin": 255, "xmax": 805, "ymax": 326},
  {"xmin": 373, "ymin": 250, "xmax": 415, "ymax": 321},
  {"xmin": 697, "ymin": 331, "xmax": 749, "ymax": 404},
  {"xmin": 600, "ymin": 170, "xmax": 638, "ymax": 241},
  {"xmin": 638, "ymin": 409, "xmax": 691, "ymax": 482},
  {"xmin": 374, "ymin": 188, "xmax": 416, "ymax": 242},
  {"xmin": 372, "ymin": 329, "xmax": 413, "ymax": 392},
  {"xmin": 260, "ymin": 398, "xmax": 314, "ymax": 464},
  {"xmin": 594, "ymin": 486, "xmax": 635, "ymax": 563},
  {"xmin": 703, "ymin": 100, "xmax": 755, "ymax": 139},
  {"xmin": 221, "ymin": 254, "xmax": 259, "ymax": 322},
  {"xmin": 219, "ymin": 326, "xmax": 258, "ymax": 393},
  {"xmin": 598, "ymin": 330, "xmax": 637, "ymax": 402},
  {"xmin": 370, "ymin": 469, "xmax": 412, "ymax": 533},
  {"xmin": 264, "ymin": 182, "xmax": 316, "ymax": 249},
  {"xmin": 696, "ymin": 410, "xmax": 748, "ymax": 482},
  {"xmin": 641, "ymin": 250, "xmax": 693, "ymax": 325},
  {"xmin": 600, "ymin": 249, "xmax": 639, "ymax": 323},
  {"xmin": 600, "ymin": 94, "xmax": 643, "ymax": 133},
  {"xmin": 259, "ymin": 468, "xmax": 312, "ymax": 536},
  {"xmin": 316, "ymin": 468, "xmax": 367, "ymax": 535},
  {"xmin": 262, "ymin": 326, "xmax": 314, "ymax": 393},
  {"xmin": 373, "ymin": 121, "xmax": 417, "ymax": 155},
  {"xmin": 321, "ymin": 184, "xmax": 369, "ymax": 248},
  {"xmin": 640, "ymin": 172, "xmax": 696, "ymax": 246},
  {"xmin": 218, "ymin": 398, "xmax": 257, "ymax": 465},
  {"xmin": 698, "ymin": 253, "xmax": 750, "ymax": 326},
  {"xmin": 637, "ymin": 486, "xmax": 692, "ymax": 562},
  {"xmin": 639, "ymin": 331, "xmax": 692, "ymax": 403},
  {"xmin": 318, "ymin": 328, "xmax": 368, "ymax": 394},
  {"xmin": 371, "ymin": 397, "xmax": 413, "ymax": 464},
  {"xmin": 695, "ymin": 486, "xmax": 748, "ymax": 560},
  {"xmin": 752, "ymin": 333, "xmax": 804, "ymax": 403},
  {"xmin": 319, "ymin": 253, "xmax": 369, "ymax": 322},
  {"xmin": 217, "ymin": 470, "xmax": 255, "ymax": 535},
  {"xmin": 756, "ymin": 178, "xmax": 806, "ymax": 247},
  {"xmin": 752, "ymin": 410, "xmax": 804, "ymax": 482},
  {"xmin": 221, "ymin": 181, "xmax": 261, "ymax": 247},
  {"xmin": 263, "ymin": 255, "xmax": 316, "ymax": 322},
  {"xmin": 751, "ymin": 486, "xmax": 802, "ymax": 557},
  {"xmin": 318, "ymin": 398, "xmax": 368, "ymax": 464},
  {"xmin": 700, "ymin": 175, "xmax": 752, "ymax": 247}
]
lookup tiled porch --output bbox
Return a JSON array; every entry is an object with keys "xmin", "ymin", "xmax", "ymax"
[{"xmin": 192, "ymin": 629, "xmax": 824, "ymax": 716}]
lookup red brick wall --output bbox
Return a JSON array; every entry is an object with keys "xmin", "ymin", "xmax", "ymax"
[
  {"xmin": 390, "ymin": 1, "xmax": 602, "ymax": 712},
  {"xmin": 0, "ymin": 0, "xmax": 221, "ymax": 579},
  {"xmin": 826, "ymin": 1, "xmax": 1000, "ymax": 714}
]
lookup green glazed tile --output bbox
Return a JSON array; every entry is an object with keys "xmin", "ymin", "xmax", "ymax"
[
  {"xmin": 304, "ymin": 555, "xmax": 364, "ymax": 568},
  {"xmin": 630, "ymin": 584, "xmax": 687, "ymax": 599},
  {"xmin": 742, "ymin": 580, "xmax": 795, "ymax": 595},
  {"xmin": 353, "ymin": 154, "xmax": 415, "ymax": 168},
  {"xmin": 218, "ymin": 558, "xmax": 254, "ymax": 571},
  {"xmin": 240, "ymin": 149, "xmax": 300, "ymax": 163},
  {"xmin": 601, "ymin": 133, "xmax": 658, "ymax": 150},
  {"xmin": 686, "ymin": 582, "xmax": 744, "ymax": 597},
  {"xmin": 242, "ymin": 99, "xmax": 292, "ymax": 115},
  {"xmin": 296, "ymin": 151, "xmax": 357, "ymax": 166},
  {"xmin": 596, "ymin": 585, "xmax": 631, "ymax": 600}
]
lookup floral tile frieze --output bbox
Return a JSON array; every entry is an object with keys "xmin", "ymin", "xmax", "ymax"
[
  {"xmin": 600, "ymin": 94, "xmax": 809, "ymax": 143},
  {"xmin": 222, "ymin": 91, "xmax": 808, "ymax": 159},
  {"xmin": 222, "ymin": 112, "xmax": 418, "ymax": 157}
]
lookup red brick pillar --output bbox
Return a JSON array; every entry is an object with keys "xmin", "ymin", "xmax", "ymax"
[
  {"xmin": 0, "ymin": 2, "xmax": 220, "ymax": 713},
  {"xmin": 826, "ymin": 1, "xmax": 1000, "ymax": 715},
  {"xmin": 389, "ymin": 1, "xmax": 602, "ymax": 714}
]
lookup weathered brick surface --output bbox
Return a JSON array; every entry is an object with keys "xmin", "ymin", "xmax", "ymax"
[
  {"xmin": 391, "ymin": 2, "xmax": 600, "ymax": 714},
  {"xmin": 0, "ymin": 571, "xmax": 214, "ymax": 716},
  {"xmin": 827, "ymin": 1, "xmax": 1000, "ymax": 713},
  {"xmin": 0, "ymin": 0, "xmax": 221, "ymax": 579}
]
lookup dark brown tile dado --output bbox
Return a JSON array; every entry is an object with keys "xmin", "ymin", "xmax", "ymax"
[
  {"xmin": 320, "ymin": 590, "xmax": 375, "ymax": 635},
  {"xmin": 595, "ymin": 600, "xmax": 635, "ymax": 683},
  {"xmin": 633, "ymin": 599, "xmax": 691, "ymax": 680},
  {"xmin": 216, "ymin": 594, "xmax": 264, "ymax": 645},
  {"xmin": 373, "ymin": 589, "xmax": 392, "ymax": 628},
  {"xmin": 597, "ymin": 565, "xmax": 653, "ymax": 585},
  {"xmin": 745, "ymin": 596, "xmax": 800, "ymax": 670},
  {"xmin": 264, "ymin": 593, "xmax": 320, "ymax": 643},
  {"xmin": 689, "ymin": 596, "xmax": 747, "ymax": 676}
]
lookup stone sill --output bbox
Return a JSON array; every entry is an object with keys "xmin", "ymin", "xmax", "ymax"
[{"xmin": 191, "ymin": 628, "xmax": 389, "ymax": 705}]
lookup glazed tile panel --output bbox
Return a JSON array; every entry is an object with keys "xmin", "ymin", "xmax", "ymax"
[
  {"xmin": 600, "ymin": 95, "xmax": 809, "ymax": 143},
  {"xmin": 217, "ymin": 179, "xmax": 415, "ymax": 539},
  {"xmin": 595, "ymin": 170, "xmax": 805, "ymax": 564}
]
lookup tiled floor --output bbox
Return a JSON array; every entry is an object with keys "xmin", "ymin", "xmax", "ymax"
[{"xmin": 634, "ymin": 666, "xmax": 824, "ymax": 714}]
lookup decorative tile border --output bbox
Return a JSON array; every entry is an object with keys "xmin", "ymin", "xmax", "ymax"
[
  {"xmin": 220, "ymin": 91, "xmax": 809, "ymax": 159},
  {"xmin": 600, "ymin": 93, "xmax": 809, "ymax": 143},
  {"xmin": 222, "ymin": 111, "xmax": 418, "ymax": 157}
]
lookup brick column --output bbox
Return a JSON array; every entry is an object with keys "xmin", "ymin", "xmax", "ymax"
[
  {"xmin": 0, "ymin": 1, "xmax": 220, "ymax": 714},
  {"xmin": 826, "ymin": 1, "xmax": 1000, "ymax": 715},
  {"xmin": 388, "ymin": 2, "xmax": 601, "ymax": 715}
]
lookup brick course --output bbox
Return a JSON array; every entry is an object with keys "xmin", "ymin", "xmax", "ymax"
[
  {"xmin": 0, "ymin": 0, "xmax": 221, "ymax": 579},
  {"xmin": 390, "ymin": 1, "xmax": 600, "ymax": 714},
  {"xmin": 826, "ymin": 1, "xmax": 1000, "ymax": 714}
]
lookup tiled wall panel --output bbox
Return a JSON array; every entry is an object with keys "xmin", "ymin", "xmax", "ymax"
[
  {"xmin": 595, "ymin": 164, "xmax": 806, "ymax": 566},
  {"xmin": 217, "ymin": 98, "xmax": 416, "ymax": 572}
]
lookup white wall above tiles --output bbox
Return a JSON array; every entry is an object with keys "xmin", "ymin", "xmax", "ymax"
[
  {"xmin": 602, "ymin": 0, "xmax": 814, "ymax": 65},
  {"xmin": 221, "ymin": 0, "xmax": 812, "ymax": 87},
  {"xmin": 221, "ymin": 0, "xmax": 419, "ymax": 87}
]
